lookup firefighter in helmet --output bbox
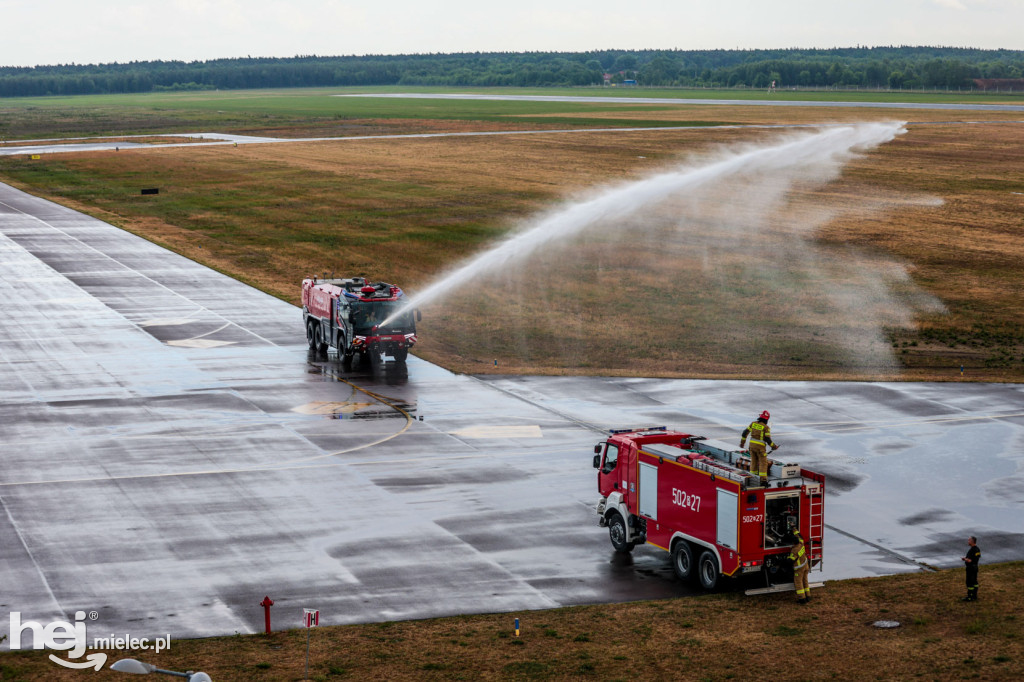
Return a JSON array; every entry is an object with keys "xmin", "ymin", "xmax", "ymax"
[
  {"xmin": 788, "ymin": 524, "xmax": 810, "ymax": 604},
  {"xmin": 740, "ymin": 410, "xmax": 778, "ymax": 487}
]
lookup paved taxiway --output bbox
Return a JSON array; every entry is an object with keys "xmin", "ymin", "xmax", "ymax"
[
  {"xmin": 7, "ymin": 89, "xmax": 1023, "ymax": 160},
  {"xmin": 342, "ymin": 92, "xmax": 1024, "ymax": 113},
  {"xmin": 1, "ymin": 180, "xmax": 1022, "ymax": 643}
]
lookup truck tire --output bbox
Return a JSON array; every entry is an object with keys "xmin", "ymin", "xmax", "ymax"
[
  {"xmin": 340, "ymin": 338, "xmax": 353, "ymax": 367},
  {"xmin": 671, "ymin": 541, "xmax": 694, "ymax": 581},
  {"xmin": 394, "ymin": 348, "xmax": 408, "ymax": 363},
  {"xmin": 306, "ymin": 321, "xmax": 316, "ymax": 350},
  {"xmin": 697, "ymin": 550, "xmax": 720, "ymax": 590},
  {"xmin": 608, "ymin": 512, "xmax": 635, "ymax": 553},
  {"xmin": 314, "ymin": 324, "xmax": 328, "ymax": 355}
]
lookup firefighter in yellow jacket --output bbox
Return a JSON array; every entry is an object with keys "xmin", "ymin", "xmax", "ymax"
[
  {"xmin": 740, "ymin": 410, "xmax": 778, "ymax": 487},
  {"xmin": 789, "ymin": 529, "xmax": 810, "ymax": 604}
]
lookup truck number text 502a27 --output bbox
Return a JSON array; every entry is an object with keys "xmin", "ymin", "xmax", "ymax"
[{"xmin": 672, "ymin": 488, "xmax": 701, "ymax": 512}]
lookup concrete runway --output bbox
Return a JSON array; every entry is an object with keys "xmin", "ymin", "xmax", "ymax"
[
  {"xmin": 343, "ymin": 91, "xmax": 1024, "ymax": 112},
  {"xmin": 1, "ymin": 180, "xmax": 1022, "ymax": 644},
  {"xmin": 6, "ymin": 89, "xmax": 1023, "ymax": 160}
]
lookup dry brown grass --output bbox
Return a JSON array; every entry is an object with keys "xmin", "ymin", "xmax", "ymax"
[
  {"xmin": 1, "ymin": 106, "xmax": 1022, "ymax": 381},
  {"xmin": 3, "ymin": 562, "xmax": 1021, "ymax": 681}
]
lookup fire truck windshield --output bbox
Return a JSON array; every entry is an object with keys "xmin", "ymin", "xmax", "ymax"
[{"xmin": 351, "ymin": 301, "xmax": 414, "ymax": 334}]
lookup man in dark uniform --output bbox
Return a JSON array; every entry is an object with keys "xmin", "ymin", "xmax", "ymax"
[{"xmin": 961, "ymin": 536, "xmax": 980, "ymax": 601}]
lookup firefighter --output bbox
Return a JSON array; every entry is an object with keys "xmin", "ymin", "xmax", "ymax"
[
  {"xmin": 961, "ymin": 536, "xmax": 980, "ymax": 601},
  {"xmin": 740, "ymin": 410, "xmax": 778, "ymax": 487},
  {"xmin": 788, "ymin": 528, "xmax": 810, "ymax": 604}
]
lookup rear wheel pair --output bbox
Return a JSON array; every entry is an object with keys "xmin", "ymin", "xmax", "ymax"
[
  {"xmin": 306, "ymin": 320, "xmax": 317, "ymax": 350},
  {"xmin": 307, "ymin": 321, "xmax": 329, "ymax": 355},
  {"xmin": 672, "ymin": 540, "xmax": 719, "ymax": 589}
]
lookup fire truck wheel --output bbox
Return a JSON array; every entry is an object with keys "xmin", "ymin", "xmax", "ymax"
[
  {"xmin": 314, "ymin": 325, "xmax": 328, "ymax": 355},
  {"xmin": 697, "ymin": 550, "xmax": 720, "ymax": 590},
  {"xmin": 607, "ymin": 513, "xmax": 635, "ymax": 553},
  {"xmin": 306, "ymin": 321, "xmax": 316, "ymax": 350},
  {"xmin": 671, "ymin": 541, "xmax": 694, "ymax": 580},
  {"xmin": 394, "ymin": 348, "xmax": 408, "ymax": 363}
]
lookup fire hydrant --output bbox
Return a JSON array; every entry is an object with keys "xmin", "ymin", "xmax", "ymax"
[{"xmin": 260, "ymin": 596, "xmax": 274, "ymax": 634}]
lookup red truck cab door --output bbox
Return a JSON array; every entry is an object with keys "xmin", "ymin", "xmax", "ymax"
[{"xmin": 594, "ymin": 442, "xmax": 623, "ymax": 498}]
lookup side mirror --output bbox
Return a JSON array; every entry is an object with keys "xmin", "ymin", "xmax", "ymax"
[
  {"xmin": 593, "ymin": 455, "xmax": 601, "ymax": 469},
  {"xmin": 594, "ymin": 444, "xmax": 602, "ymax": 454},
  {"xmin": 416, "ymin": 309, "xmax": 422, "ymax": 321}
]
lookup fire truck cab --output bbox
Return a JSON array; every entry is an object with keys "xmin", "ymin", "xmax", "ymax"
[{"xmin": 593, "ymin": 427, "xmax": 824, "ymax": 592}]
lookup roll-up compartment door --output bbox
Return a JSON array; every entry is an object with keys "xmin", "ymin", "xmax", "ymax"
[
  {"xmin": 717, "ymin": 488, "xmax": 738, "ymax": 549},
  {"xmin": 639, "ymin": 462, "xmax": 658, "ymax": 520}
]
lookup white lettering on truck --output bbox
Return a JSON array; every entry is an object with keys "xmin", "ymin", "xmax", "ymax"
[{"xmin": 672, "ymin": 488, "xmax": 701, "ymax": 512}]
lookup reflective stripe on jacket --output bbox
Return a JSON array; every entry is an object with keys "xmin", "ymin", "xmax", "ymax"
[
  {"xmin": 788, "ymin": 538, "xmax": 808, "ymax": 569},
  {"xmin": 741, "ymin": 420, "xmax": 775, "ymax": 447}
]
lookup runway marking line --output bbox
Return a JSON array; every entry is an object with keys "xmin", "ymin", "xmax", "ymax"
[
  {"xmin": 268, "ymin": 366, "xmax": 415, "ymax": 466},
  {"xmin": 0, "ymin": 199, "xmax": 280, "ymax": 348},
  {"xmin": 0, "ymin": 444, "xmax": 585, "ymax": 489}
]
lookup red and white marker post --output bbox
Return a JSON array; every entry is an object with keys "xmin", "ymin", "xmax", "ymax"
[{"xmin": 303, "ymin": 608, "xmax": 319, "ymax": 680}]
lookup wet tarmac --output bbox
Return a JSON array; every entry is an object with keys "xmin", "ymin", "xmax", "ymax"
[{"xmin": 1, "ymin": 180, "xmax": 1022, "ymax": 643}]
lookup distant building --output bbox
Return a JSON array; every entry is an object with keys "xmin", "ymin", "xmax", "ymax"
[{"xmin": 973, "ymin": 78, "xmax": 1024, "ymax": 91}]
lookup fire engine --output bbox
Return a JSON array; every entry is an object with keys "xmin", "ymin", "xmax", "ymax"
[
  {"xmin": 301, "ymin": 276, "xmax": 420, "ymax": 364},
  {"xmin": 593, "ymin": 426, "xmax": 824, "ymax": 593}
]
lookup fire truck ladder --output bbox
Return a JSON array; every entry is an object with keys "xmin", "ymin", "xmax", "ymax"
[{"xmin": 808, "ymin": 489, "xmax": 824, "ymax": 569}]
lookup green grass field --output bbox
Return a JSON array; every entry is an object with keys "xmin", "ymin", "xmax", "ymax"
[{"xmin": 3, "ymin": 85, "xmax": 1023, "ymax": 140}]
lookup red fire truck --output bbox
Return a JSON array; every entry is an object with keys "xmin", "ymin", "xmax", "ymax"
[
  {"xmin": 593, "ymin": 426, "xmax": 824, "ymax": 592},
  {"xmin": 301, "ymin": 276, "xmax": 420, "ymax": 364}
]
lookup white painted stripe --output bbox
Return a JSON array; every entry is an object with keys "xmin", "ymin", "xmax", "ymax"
[{"xmin": 450, "ymin": 425, "xmax": 543, "ymax": 439}]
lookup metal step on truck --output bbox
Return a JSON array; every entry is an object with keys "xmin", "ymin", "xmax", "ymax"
[{"xmin": 593, "ymin": 426, "xmax": 825, "ymax": 595}]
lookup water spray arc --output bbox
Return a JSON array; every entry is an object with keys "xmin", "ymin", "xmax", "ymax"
[{"xmin": 382, "ymin": 122, "xmax": 907, "ymax": 332}]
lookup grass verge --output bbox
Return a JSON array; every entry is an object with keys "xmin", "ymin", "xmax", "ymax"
[{"xmin": 2, "ymin": 562, "xmax": 1021, "ymax": 681}]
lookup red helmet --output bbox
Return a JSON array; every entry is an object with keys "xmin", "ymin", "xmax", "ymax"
[{"xmin": 759, "ymin": 410, "xmax": 770, "ymax": 420}]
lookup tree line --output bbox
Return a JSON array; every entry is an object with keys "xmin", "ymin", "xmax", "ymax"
[{"xmin": 2, "ymin": 47, "xmax": 1024, "ymax": 97}]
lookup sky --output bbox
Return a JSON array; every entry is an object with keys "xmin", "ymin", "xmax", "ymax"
[{"xmin": 2, "ymin": 0, "xmax": 1024, "ymax": 67}]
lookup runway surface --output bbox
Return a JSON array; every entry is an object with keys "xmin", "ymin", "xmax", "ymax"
[
  {"xmin": 342, "ymin": 91, "xmax": 1024, "ymax": 112},
  {"xmin": 0, "ymin": 180, "xmax": 1022, "ymax": 644},
  {"xmin": 6, "ymin": 90, "xmax": 1023, "ymax": 159}
]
